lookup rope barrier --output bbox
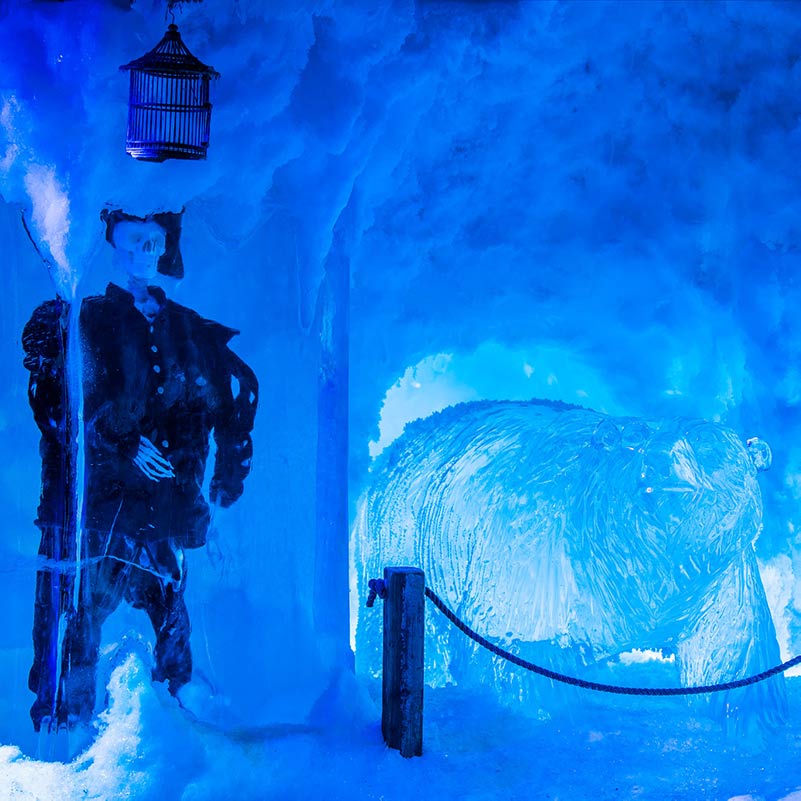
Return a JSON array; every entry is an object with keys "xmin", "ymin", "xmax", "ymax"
[
  {"xmin": 423, "ymin": 586, "xmax": 801, "ymax": 696},
  {"xmin": 366, "ymin": 578, "xmax": 801, "ymax": 696}
]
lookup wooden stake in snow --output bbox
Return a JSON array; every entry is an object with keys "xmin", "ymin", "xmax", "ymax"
[{"xmin": 381, "ymin": 566, "xmax": 424, "ymax": 758}]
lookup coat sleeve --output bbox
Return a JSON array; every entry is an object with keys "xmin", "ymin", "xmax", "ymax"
[
  {"xmin": 22, "ymin": 299, "xmax": 69, "ymax": 443},
  {"xmin": 209, "ymin": 342, "xmax": 259, "ymax": 508}
]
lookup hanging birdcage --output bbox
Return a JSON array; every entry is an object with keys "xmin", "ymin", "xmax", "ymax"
[{"xmin": 120, "ymin": 24, "xmax": 220, "ymax": 162}]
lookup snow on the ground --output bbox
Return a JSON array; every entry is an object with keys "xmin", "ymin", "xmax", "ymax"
[{"xmin": 2, "ymin": 650, "xmax": 801, "ymax": 801}]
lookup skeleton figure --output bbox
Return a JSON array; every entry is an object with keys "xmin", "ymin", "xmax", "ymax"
[{"xmin": 23, "ymin": 209, "xmax": 258, "ymax": 731}]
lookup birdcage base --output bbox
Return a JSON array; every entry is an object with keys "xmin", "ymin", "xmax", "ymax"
[{"xmin": 126, "ymin": 142, "xmax": 208, "ymax": 162}]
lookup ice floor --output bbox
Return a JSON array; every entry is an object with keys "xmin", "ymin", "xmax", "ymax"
[{"xmin": 2, "ymin": 651, "xmax": 801, "ymax": 801}]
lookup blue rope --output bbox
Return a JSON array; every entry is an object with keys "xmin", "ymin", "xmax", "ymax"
[{"xmin": 369, "ymin": 579, "xmax": 801, "ymax": 696}]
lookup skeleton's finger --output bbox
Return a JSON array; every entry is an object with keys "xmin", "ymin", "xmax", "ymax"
[
  {"xmin": 139, "ymin": 437, "xmax": 170, "ymax": 461},
  {"xmin": 144, "ymin": 451, "xmax": 174, "ymax": 473},
  {"xmin": 139, "ymin": 435, "xmax": 159, "ymax": 453},
  {"xmin": 141, "ymin": 456, "xmax": 175, "ymax": 478},
  {"xmin": 133, "ymin": 454, "xmax": 161, "ymax": 482},
  {"xmin": 137, "ymin": 438, "xmax": 174, "ymax": 472}
]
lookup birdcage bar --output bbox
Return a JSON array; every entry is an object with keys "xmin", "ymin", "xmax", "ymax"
[
  {"xmin": 171, "ymin": 75, "xmax": 179, "ymax": 143},
  {"xmin": 121, "ymin": 24, "xmax": 219, "ymax": 162},
  {"xmin": 164, "ymin": 74, "xmax": 172, "ymax": 145},
  {"xmin": 160, "ymin": 83, "xmax": 167, "ymax": 146},
  {"xmin": 174, "ymin": 76, "xmax": 182, "ymax": 145}
]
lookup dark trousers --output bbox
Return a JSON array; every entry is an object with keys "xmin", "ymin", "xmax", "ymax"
[{"xmin": 29, "ymin": 528, "xmax": 192, "ymax": 731}]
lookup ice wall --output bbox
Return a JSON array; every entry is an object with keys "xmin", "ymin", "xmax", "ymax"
[{"xmin": 344, "ymin": 1, "xmax": 801, "ymax": 669}]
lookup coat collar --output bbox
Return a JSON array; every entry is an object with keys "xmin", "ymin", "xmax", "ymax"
[{"xmin": 105, "ymin": 282, "xmax": 168, "ymax": 308}]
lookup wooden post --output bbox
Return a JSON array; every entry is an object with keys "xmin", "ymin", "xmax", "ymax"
[{"xmin": 381, "ymin": 566, "xmax": 425, "ymax": 758}]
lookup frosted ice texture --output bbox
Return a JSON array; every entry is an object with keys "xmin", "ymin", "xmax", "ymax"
[{"xmin": 354, "ymin": 400, "xmax": 785, "ymax": 730}]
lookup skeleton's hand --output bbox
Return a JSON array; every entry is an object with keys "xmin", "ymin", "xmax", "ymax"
[{"xmin": 132, "ymin": 436, "xmax": 175, "ymax": 482}]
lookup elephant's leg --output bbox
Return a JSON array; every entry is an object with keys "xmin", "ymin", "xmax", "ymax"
[{"xmin": 676, "ymin": 549, "xmax": 786, "ymax": 736}]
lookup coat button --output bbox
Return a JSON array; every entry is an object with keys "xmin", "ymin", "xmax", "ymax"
[
  {"xmin": 153, "ymin": 365, "xmax": 161, "ymax": 373},
  {"xmin": 161, "ymin": 440, "xmax": 169, "ymax": 449},
  {"xmin": 157, "ymin": 386, "xmax": 165, "ymax": 395}
]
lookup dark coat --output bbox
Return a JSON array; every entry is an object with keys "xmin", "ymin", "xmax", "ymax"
[{"xmin": 23, "ymin": 283, "xmax": 258, "ymax": 554}]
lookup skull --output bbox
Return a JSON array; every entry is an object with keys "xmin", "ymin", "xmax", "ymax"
[{"xmin": 111, "ymin": 219, "xmax": 167, "ymax": 281}]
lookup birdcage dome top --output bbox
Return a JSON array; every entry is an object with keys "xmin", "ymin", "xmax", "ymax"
[{"xmin": 121, "ymin": 24, "xmax": 219, "ymax": 77}]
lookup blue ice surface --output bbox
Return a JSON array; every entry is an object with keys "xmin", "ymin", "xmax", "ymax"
[{"xmin": 0, "ymin": 0, "xmax": 800, "ymax": 797}]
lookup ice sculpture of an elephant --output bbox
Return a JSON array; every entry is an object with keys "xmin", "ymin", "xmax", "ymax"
[{"xmin": 352, "ymin": 400, "xmax": 785, "ymax": 731}]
